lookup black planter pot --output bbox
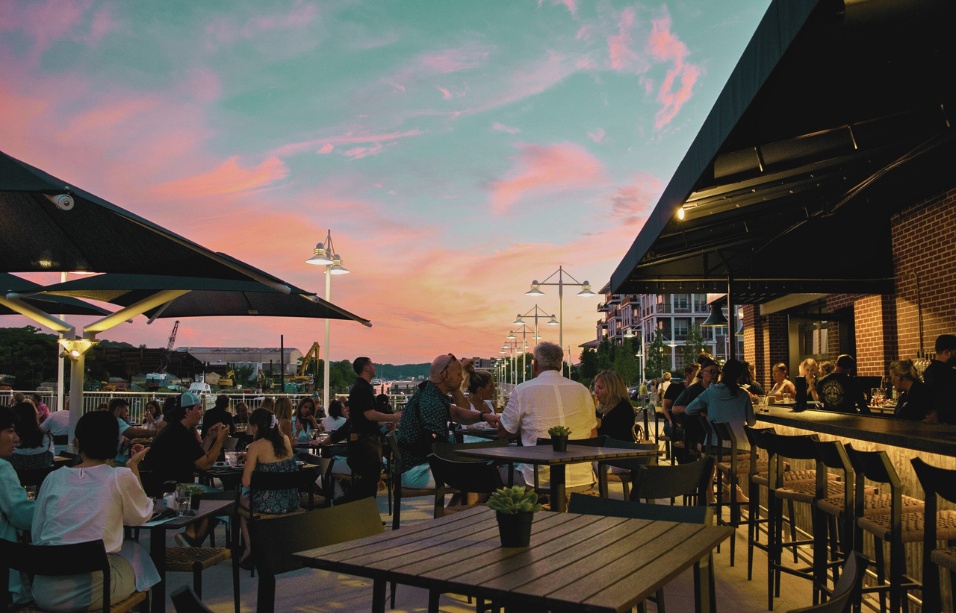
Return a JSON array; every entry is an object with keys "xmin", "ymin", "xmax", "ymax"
[
  {"xmin": 190, "ymin": 494, "xmax": 202, "ymax": 511},
  {"xmin": 496, "ymin": 511, "xmax": 534, "ymax": 547},
  {"xmin": 551, "ymin": 435, "xmax": 569, "ymax": 452}
]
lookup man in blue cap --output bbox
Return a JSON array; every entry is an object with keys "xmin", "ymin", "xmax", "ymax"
[{"xmin": 142, "ymin": 392, "xmax": 229, "ymax": 486}]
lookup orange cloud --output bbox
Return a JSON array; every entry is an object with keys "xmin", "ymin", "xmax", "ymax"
[
  {"xmin": 154, "ymin": 155, "xmax": 288, "ymax": 199},
  {"xmin": 489, "ymin": 143, "xmax": 606, "ymax": 214}
]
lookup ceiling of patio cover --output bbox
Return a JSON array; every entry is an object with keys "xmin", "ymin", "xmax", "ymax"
[
  {"xmin": 38, "ymin": 274, "xmax": 371, "ymax": 326},
  {"xmin": 0, "ymin": 273, "xmax": 110, "ymax": 317},
  {"xmin": 610, "ymin": 0, "xmax": 956, "ymax": 301}
]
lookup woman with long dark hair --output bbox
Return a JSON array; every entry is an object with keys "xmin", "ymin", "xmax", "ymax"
[
  {"xmin": 238, "ymin": 408, "xmax": 297, "ymax": 568},
  {"xmin": 0, "ymin": 406, "xmax": 35, "ymax": 606},
  {"xmin": 10, "ymin": 401, "xmax": 52, "ymax": 470},
  {"xmin": 321, "ymin": 399, "xmax": 348, "ymax": 433},
  {"xmin": 293, "ymin": 397, "xmax": 320, "ymax": 444}
]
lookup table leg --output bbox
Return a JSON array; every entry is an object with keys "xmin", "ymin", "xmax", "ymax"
[
  {"xmin": 372, "ymin": 578, "xmax": 386, "ymax": 613},
  {"xmin": 550, "ymin": 465, "xmax": 567, "ymax": 513},
  {"xmin": 149, "ymin": 527, "xmax": 167, "ymax": 613}
]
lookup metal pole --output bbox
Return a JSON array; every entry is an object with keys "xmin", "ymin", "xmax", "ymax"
[
  {"xmin": 557, "ymin": 267, "xmax": 564, "ymax": 370},
  {"xmin": 56, "ymin": 271, "xmax": 67, "ymax": 411},
  {"xmin": 323, "ymin": 265, "xmax": 331, "ymax": 412}
]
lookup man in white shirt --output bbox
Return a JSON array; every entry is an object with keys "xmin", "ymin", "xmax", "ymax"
[
  {"xmin": 499, "ymin": 342, "xmax": 597, "ymax": 489},
  {"xmin": 40, "ymin": 406, "xmax": 71, "ymax": 454}
]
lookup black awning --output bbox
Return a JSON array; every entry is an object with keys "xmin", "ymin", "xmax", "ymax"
[{"xmin": 610, "ymin": 0, "xmax": 956, "ymax": 301}]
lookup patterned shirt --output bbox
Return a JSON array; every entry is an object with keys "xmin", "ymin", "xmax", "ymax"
[{"xmin": 396, "ymin": 381, "xmax": 451, "ymax": 472}]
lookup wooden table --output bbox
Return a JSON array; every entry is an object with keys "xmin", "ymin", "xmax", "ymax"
[
  {"xmin": 457, "ymin": 444, "xmax": 659, "ymax": 512},
  {"xmin": 295, "ymin": 506, "xmax": 731, "ymax": 613},
  {"xmin": 144, "ymin": 498, "xmax": 235, "ymax": 613}
]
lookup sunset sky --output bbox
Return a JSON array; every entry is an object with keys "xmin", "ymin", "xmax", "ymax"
[{"xmin": 1, "ymin": 1, "xmax": 770, "ymax": 365}]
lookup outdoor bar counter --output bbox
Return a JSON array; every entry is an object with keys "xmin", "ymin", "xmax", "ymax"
[{"xmin": 755, "ymin": 406, "xmax": 956, "ymax": 608}]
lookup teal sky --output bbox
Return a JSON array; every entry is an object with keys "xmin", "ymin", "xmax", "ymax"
[{"xmin": 1, "ymin": 0, "xmax": 770, "ymax": 364}]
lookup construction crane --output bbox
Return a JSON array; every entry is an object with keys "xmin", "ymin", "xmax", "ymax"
[
  {"xmin": 147, "ymin": 320, "xmax": 181, "ymax": 391},
  {"xmin": 166, "ymin": 320, "xmax": 180, "ymax": 353}
]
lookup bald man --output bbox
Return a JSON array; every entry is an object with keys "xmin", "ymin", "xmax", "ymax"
[{"xmin": 396, "ymin": 353, "xmax": 499, "ymax": 488}]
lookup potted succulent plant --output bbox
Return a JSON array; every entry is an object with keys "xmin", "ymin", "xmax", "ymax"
[
  {"xmin": 548, "ymin": 425, "xmax": 572, "ymax": 452},
  {"xmin": 487, "ymin": 486, "xmax": 542, "ymax": 547},
  {"xmin": 177, "ymin": 483, "xmax": 206, "ymax": 511}
]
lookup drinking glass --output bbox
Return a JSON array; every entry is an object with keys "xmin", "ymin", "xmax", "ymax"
[{"xmin": 174, "ymin": 491, "xmax": 191, "ymax": 516}]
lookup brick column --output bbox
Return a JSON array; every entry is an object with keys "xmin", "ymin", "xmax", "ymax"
[{"xmin": 854, "ymin": 295, "xmax": 897, "ymax": 377}]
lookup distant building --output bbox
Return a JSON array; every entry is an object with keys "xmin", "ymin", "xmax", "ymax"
[{"xmin": 175, "ymin": 347, "xmax": 304, "ymax": 377}]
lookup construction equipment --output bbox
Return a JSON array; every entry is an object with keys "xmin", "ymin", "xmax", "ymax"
[
  {"xmin": 219, "ymin": 369, "xmax": 235, "ymax": 387},
  {"xmin": 289, "ymin": 342, "xmax": 320, "ymax": 388}
]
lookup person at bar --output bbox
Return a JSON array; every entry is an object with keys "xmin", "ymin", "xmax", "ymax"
[
  {"xmin": 768, "ymin": 362, "xmax": 796, "ymax": 399},
  {"xmin": 816, "ymin": 354, "xmax": 870, "ymax": 414},
  {"xmin": 799, "ymin": 358, "xmax": 822, "ymax": 402},
  {"xmin": 662, "ymin": 363, "xmax": 700, "ymax": 446},
  {"xmin": 923, "ymin": 334, "xmax": 956, "ymax": 424},
  {"xmin": 890, "ymin": 360, "xmax": 932, "ymax": 421},
  {"xmin": 673, "ymin": 355, "xmax": 719, "ymax": 460}
]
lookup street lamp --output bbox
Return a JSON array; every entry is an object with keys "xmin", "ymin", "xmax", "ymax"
[
  {"xmin": 526, "ymin": 266, "xmax": 596, "ymax": 374},
  {"xmin": 306, "ymin": 229, "xmax": 350, "ymax": 413},
  {"xmin": 513, "ymin": 306, "xmax": 557, "ymax": 382}
]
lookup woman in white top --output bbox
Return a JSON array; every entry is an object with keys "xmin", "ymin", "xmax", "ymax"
[
  {"xmin": 31, "ymin": 411, "xmax": 158, "ymax": 611},
  {"xmin": 321, "ymin": 399, "xmax": 349, "ymax": 433},
  {"xmin": 769, "ymin": 362, "xmax": 796, "ymax": 398}
]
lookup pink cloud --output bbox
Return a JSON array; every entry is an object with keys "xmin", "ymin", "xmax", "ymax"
[
  {"xmin": 437, "ymin": 86, "xmax": 452, "ymax": 100},
  {"xmin": 344, "ymin": 143, "xmax": 384, "ymax": 160},
  {"xmin": 0, "ymin": 1, "xmax": 115, "ymax": 60},
  {"xmin": 420, "ymin": 47, "xmax": 489, "ymax": 73},
  {"xmin": 539, "ymin": 0, "xmax": 577, "ymax": 17},
  {"xmin": 607, "ymin": 7, "xmax": 638, "ymax": 71},
  {"xmin": 647, "ymin": 13, "xmax": 700, "ymax": 129},
  {"xmin": 492, "ymin": 122, "xmax": 520, "ymax": 135},
  {"xmin": 588, "ymin": 128, "xmax": 606, "ymax": 143},
  {"xmin": 272, "ymin": 129, "xmax": 424, "ymax": 158},
  {"xmin": 154, "ymin": 155, "xmax": 288, "ymax": 199},
  {"xmin": 489, "ymin": 143, "xmax": 606, "ymax": 214},
  {"xmin": 609, "ymin": 172, "xmax": 662, "ymax": 225},
  {"xmin": 204, "ymin": 2, "xmax": 318, "ymax": 45}
]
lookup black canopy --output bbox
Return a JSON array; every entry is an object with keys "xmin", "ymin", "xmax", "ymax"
[{"xmin": 611, "ymin": 0, "xmax": 956, "ymax": 301}]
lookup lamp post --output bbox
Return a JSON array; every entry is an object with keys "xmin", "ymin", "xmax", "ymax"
[
  {"xmin": 526, "ymin": 266, "xmax": 596, "ymax": 376},
  {"xmin": 513, "ymin": 306, "xmax": 556, "ymax": 382},
  {"xmin": 306, "ymin": 230, "xmax": 350, "ymax": 414}
]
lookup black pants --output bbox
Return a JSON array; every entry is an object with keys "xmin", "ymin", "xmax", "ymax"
[{"xmin": 344, "ymin": 435, "xmax": 382, "ymax": 502}]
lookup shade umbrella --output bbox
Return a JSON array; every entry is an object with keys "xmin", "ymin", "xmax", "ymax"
[
  {"xmin": 39, "ymin": 274, "xmax": 370, "ymax": 325},
  {"xmin": 0, "ymin": 273, "xmax": 110, "ymax": 317}
]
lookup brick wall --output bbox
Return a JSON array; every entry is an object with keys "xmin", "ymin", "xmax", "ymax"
[
  {"xmin": 892, "ymin": 188, "xmax": 956, "ymax": 359},
  {"xmin": 853, "ymin": 294, "xmax": 897, "ymax": 376}
]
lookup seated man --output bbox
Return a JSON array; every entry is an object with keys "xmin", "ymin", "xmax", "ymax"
[
  {"xmin": 922, "ymin": 334, "xmax": 956, "ymax": 423},
  {"xmin": 141, "ymin": 392, "xmax": 229, "ymax": 546},
  {"xmin": 498, "ymin": 342, "xmax": 597, "ymax": 490},
  {"xmin": 817, "ymin": 354, "xmax": 870, "ymax": 414},
  {"xmin": 396, "ymin": 354, "xmax": 498, "ymax": 489},
  {"xmin": 108, "ymin": 398, "xmax": 154, "ymax": 464},
  {"xmin": 39, "ymin": 403, "xmax": 71, "ymax": 455}
]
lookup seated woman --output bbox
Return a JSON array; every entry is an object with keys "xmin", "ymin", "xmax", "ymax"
[
  {"xmin": 10, "ymin": 401, "xmax": 53, "ymax": 470},
  {"xmin": 293, "ymin": 397, "xmax": 321, "ymax": 444},
  {"xmin": 321, "ymin": 399, "xmax": 348, "ymax": 433},
  {"xmin": 238, "ymin": 408, "xmax": 299, "ymax": 570},
  {"xmin": 594, "ymin": 370, "xmax": 636, "ymax": 442},
  {"xmin": 686, "ymin": 359, "xmax": 755, "ymax": 503},
  {"xmin": 769, "ymin": 362, "xmax": 796, "ymax": 399},
  {"xmin": 799, "ymin": 358, "xmax": 822, "ymax": 402},
  {"xmin": 142, "ymin": 399, "xmax": 165, "ymax": 432},
  {"xmin": 272, "ymin": 397, "xmax": 294, "ymax": 441},
  {"xmin": 890, "ymin": 360, "xmax": 932, "ymax": 421},
  {"xmin": 0, "ymin": 406, "xmax": 36, "ymax": 606},
  {"xmin": 30, "ymin": 411, "xmax": 158, "ymax": 611}
]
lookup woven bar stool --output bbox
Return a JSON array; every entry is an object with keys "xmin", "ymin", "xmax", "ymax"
[
  {"xmin": 744, "ymin": 425, "xmax": 778, "ymax": 581},
  {"xmin": 812, "ymin": 441, "xmax": 922, "ymax": 604},
  {"xmin": 764, "ymin": 431, "xmax": 845, "ymax": 610},
  {"xmin": 845, "ymin": 445, "xmax": 956, "ymax": 613},
  {"xmin": 911, "ymin": 457, "xmax": 956, "ymax": 613},
  {"xmin": 710, "ymin": 420, "xmax": 753, "ymax": 567}
]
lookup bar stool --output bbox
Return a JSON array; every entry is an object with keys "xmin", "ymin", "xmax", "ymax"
[
  {"xmin": 911, "ymin": 457, "xmax": 956, "ymax": 613},
  {"xmin": 711, "ymin": 420, "xmax": 750, "ymax": 567},
  {"xmin": 744, "ymin": 425, "xmax": 777, "ymax": 581},
  {"xmin": 845, "ymin": 445, "xmax": 956, "ymax": 613},
  {"xmin": 812, "ymin": 441, "xmax": 922, "ymax": 603},
  {"xmin": 764, "ymin": 431, "xmax": 844, "ymax": 610}
]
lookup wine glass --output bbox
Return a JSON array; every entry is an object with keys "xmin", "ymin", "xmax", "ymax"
[{"xmin": 174, "ymin": 488, "xmax": 191, "ymax": 516}]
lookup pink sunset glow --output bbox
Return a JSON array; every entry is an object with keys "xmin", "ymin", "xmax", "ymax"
[{"xmin": 0, "ymin": 1, "xmax": 771, "ymax": 365}]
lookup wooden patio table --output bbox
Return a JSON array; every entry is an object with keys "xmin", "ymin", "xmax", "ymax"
[
  {"xmin": 456, "ymin": 444, "xmax": 659, "ymax": 512},
  {"xmin": 294, "ymin": 506, "xmax": 730, "ymax": 613}
]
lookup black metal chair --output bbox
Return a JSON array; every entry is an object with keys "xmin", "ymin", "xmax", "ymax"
[
  {"xmin": 248, "ymin": 499, "xmax": 384, "ymax": 613},
  {"xmin": 630, "ymin": 454, "xmax": 714, "ymax": 507},
  {"xmin": 0, "ymin": 538, "xmax": 148, "ymax": 613},
  {"xmin": 595, "ymin": 437, "xmax": 659, "ymax": 500},
  {"xmin": 911, "ymin": 457, "xmax": 956, "ymax": 613},
  {"xmin": 709, "ymin": 420, "xmax": 752, "ymax": 567},
  {"xmin": 787, "ymin": 552, "xmax": 867, "ymax": 613},
  {"xmin": 170, "ymin": 586, "xmax": 214, "ymax": 613},
  {"xmin": 385, "ymin": 430, "xmax": 437, "ymax": 531}
]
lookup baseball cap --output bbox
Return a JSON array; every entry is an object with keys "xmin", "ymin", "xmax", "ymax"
[{"xmin": 180, "ymin": 392, "xmax": 202, "ymax": 408}]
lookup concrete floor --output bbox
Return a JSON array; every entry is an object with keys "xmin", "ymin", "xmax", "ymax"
[{"xmin": 154, "ymin": 485, "xmax": 825, "ymax": 613}]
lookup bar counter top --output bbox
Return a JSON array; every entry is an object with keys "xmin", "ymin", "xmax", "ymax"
[{"xmin": 755, "ymin": 406, "xmax": 956, "ymax": 456}]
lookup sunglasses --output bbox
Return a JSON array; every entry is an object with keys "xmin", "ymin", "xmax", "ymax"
[
  {"xmin": 440, "ymin": 353, "xmax": 458, "ymax": 376},
  {"xmin": 704, "ymin": 368, "xmax": 720, "ymax": 375}
]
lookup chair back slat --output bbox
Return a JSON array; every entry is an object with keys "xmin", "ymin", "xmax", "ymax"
[
  {"xmin": 845, "ymin": 444, "xmax": 899, "ymax": 488},
  {"xmin": 787, "ymin": 552, "xmax": 866, "ymax": 613},
  {"xmin": 0, "ymin": 538, "xmax": 112, "ymax": 613},
  {"xmin": 426, "ymin": 454, "xmax": 503, "ymax": 493},
  {"xmin": 632, "ymin": 456, "xmax": 714, "ymax": 504},
  {"xmin": 568, "ymin": 493, "xmax": 713, "ymax": 524}
]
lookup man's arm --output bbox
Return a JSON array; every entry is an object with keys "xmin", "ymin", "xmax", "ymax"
[
  {"xmin": 366, "ymin": 409, "xmax": 401, "ymax": 424},
  {"xmin": 122, "ymin": 425, "xmax": 155, "ymax": 439},
  {"xmin": 194, "ymin": 424, "xmax": 229, "ymax": 470}
]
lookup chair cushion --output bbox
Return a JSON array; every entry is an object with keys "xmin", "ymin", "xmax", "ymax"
[
  {"xmin": 720, "ymin": 460, "xmax": 767, "ymax": 475},
  {"xmin": 857, "ymin": 509, "xmax": 956, "ymax": 543},
  {"xmin": 16, "ymin": 591, "xmax": 146, "ymax": 613},
  {"xmin": 775, "ymin": 479, "xmax": 845, "ymax": 504},
  {"xmin": 165, "ymin": 546, "xmax": 232, "ymax": 571},
  {"xmin": 816, "ymin": 493, "xmax": 922, "ymax": 517},
  {"xmin": 931, "ymin": 546, "xmax": 956, "ymax": 572}
]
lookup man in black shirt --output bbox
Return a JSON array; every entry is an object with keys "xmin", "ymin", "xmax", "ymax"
[
  {"xmin": 673, "ymin": 357, "xmax": 719, "ymax": 461},
  {"xmin": 345, "ymin": 357, "xmax": 401, "ymax": 502},
  {"xmin": 923, "ymin": 334, "xmax": 956, "ymax": 423},
  {"xmin": 817, "ymin": 355, "xmax": 870, "ymax": 414},
  {"xmin": 662, "ymin": 363, "xmax": 700, "ymax": 440},
  {"xmin": 200, "ymin": 395, "xmax": 236, "ymax": 437}
]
